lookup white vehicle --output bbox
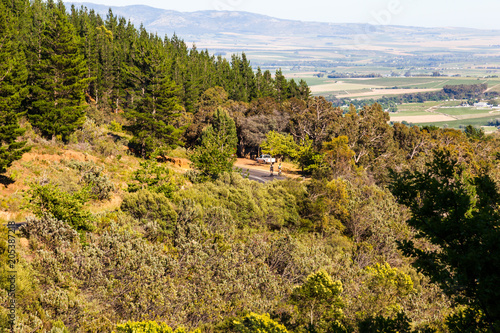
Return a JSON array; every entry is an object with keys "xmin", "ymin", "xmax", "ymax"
[{"xmin": 256, "ymin": 154, "xmax": 276, "ymax": 164}]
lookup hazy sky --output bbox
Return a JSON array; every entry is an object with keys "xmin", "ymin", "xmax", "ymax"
[{"xmin": 83, "ymin": 0, "xmax": 500, "ymax": 29}]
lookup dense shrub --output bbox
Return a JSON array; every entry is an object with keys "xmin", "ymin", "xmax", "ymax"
[
  {"xmin": 233, "ymin": 313, "xmax": 288, "ymax": 333},
  {"xmin": 67, "ymin": 161, "xmax": 115, "ymax": 200},
  {"xmin": 21, "ymin": 215, "xmax": 79, "ymax": 249},
  {"xmin": 28, "ymin": 182, "xmax": 94, "ymax": 232},
  {"xmin": 127, "ymin": 160, "xmax": 178, "ymax": 198},
  {"xmin": 173, "ymin": 172, "xmax": 302, "ymax": 229},
  {"xmin": 358, "ymin": 312, "xmax": 412, "ymax": 333},
  {"xmin": 121, "ymin": 190, "xmax": 177, "ymax": 223},
  {"xmin": 115, "ymin": 321, "xmax": 199, "ymax": 333},
  {"xmin": 70, "ymin": 118, "xmax": 126, "ymax": 157}
]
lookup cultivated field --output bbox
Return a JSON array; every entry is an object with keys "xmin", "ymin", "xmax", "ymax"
[
  {"xmin": 391, "ymin": 114, "xmax": 457, "ymax": 123},
  {"xmin": 390, "ymin": 103, "xmax": 500, "ymax": 129},
  {"xmin": 336, "ymin": 88, "xmax": 441, "ymax": 99},
  {"xmin": 296, "ymin": 75, "xmax": 500, "ymax": 98}
]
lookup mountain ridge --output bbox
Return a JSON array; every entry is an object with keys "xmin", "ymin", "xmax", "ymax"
[
  {"xmin": 64, "ymin": 2, "xmax": 500, "ymax": 66},
  {"xmin": 66, "ymin": 2, "xmax": 492, "ymax": 37}
]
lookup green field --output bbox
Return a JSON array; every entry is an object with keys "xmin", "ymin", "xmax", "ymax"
[
  {"xmin": 437, "ymin": 107, "xmax": 494, "ymax": 117},
  {"xmin": 287, "ymin": 73, "xmax": 500, "ymax": 97},
  {"xmin": 390, "ymin": 102, "xmax": 500, "ymax": 129},
  {"xmin": 416, "ymin": 117, "xmax": 500, "ymax": 129},
  {"xmin": 284, "ymin": 69, "xmax": 500, "ymax": 130},
  {"xmin": 392, "ymin": 101, "xmax": 441, "ymax": 116}
]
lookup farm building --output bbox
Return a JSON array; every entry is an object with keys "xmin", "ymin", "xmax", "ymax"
[{"xmin": 474, "ymin": 102, "xmax": 489, "ymax": 108}]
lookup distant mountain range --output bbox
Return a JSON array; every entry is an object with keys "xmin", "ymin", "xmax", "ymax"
[
  {"xmin": 64, "ymin": 2, "xmax": 500, "ymax": 66},
  {"xmin": 66, "ymin": 2, "xmax": 497, "ymax": 39}
]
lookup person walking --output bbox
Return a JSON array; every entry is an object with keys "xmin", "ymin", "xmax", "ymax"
[
  {"xmin": 278, "ymin": 162, "xmax": 282, "ymax": 176},
  {"xmin": 270, "ymin": 163, "xmax": 274, "ymax": 176}
]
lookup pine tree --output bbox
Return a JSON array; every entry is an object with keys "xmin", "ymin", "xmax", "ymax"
[
  {"xmin": 0, "ymin": 2, "xmax": 30, "ymax": 174},
  {"xmin": 27, "ymin": 0, "xmax": 89, "ymax": 141},
  {"xmin": 126, "ymin": 36, "xmax": 184, "ymax": 158},
  {"xmin": 274, "ymin": 68, "xmax": 289, "ymax": 103}
]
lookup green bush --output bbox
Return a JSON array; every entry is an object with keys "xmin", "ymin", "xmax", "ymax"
[
  {"xmin": 290, "ymin": 270, "xmax": 344, "ymax": 331},
  {"xmin": 358, "ymin": 312, "xmax": 412, "ymax": 333},
  {"xmin": 233, "ymin": 313, "xmax": 288, "ymax": 333},
  {"xmin": 121, "ymin": 189, "xmax": 177, "ymax": 223},
  {"xmin": 115, "ymin": 321, "xmax": 198, "ymax": 333},
  {"xmin": 71, "ymin": 118, "xmax": 126, "ymax": 157},
  {"xmin": 108, "ymin": 120, "xmax": 123, "ymax": 133},
  {"xmin": 49, "ymin": 320, "xmax": 70, "ymax": 333},
  {"xmin": 27, "ymin": 182, "xmax": 94, "ymax": 232},
  {"xmin": 128, "ymin": 160, "xmax": 177, "ymax": 198},
  {"xmin": 21, "ymin": 215, "xmax": 79, "ymax": 249},
  {"xmin": 173, "ymin": 172, "xmax": 302, "ymax": 229},
  {"xmin": 67, "ymin": 161, "xmax": 115, "ymax": 200}
]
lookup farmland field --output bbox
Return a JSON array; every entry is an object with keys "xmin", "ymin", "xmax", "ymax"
[
  {"xmin": 391, "ymin": 104, "xmax": 500, "ymax": 129},
  {"xmin": 392, "ymin": 101, "xmax": 442, "ymax": 116},
  {"xmin": 416, "ymin": 117, "xmax": 500, "ymax": 129},
  {"xmin": 437, "ymin": 107, "xmax": 495, "ymax": 117},
  {"xmin": 294, "ymin": 75, "xmax": 500, "ymax": 98}
]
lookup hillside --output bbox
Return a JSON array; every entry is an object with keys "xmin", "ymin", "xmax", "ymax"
[{"xmin": 2, "ymin": 1, "xmax": 500, "ymax": 332}]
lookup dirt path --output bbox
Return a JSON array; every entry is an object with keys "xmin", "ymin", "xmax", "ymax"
[
  {"xmin": 234, "ymin": 158, "xmax": 301, "ymax": 178},
  {"xmin": 486, "ymin": 83, "xmax": 500, "ymax": 92}
]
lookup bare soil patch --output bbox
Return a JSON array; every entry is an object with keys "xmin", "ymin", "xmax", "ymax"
[
  {"xmin": 391, "ymin": 114, "xmax": 457, "ymax": 123},
  {"xmin": 22, "ymin": 150, "xmax": 97, "ymax": 163},
  {"xmin": 336, "ymin": 88, "xmax": 441, "ymax": 98}
]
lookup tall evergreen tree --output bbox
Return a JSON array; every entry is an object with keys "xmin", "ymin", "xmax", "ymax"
[
  {"xmin": 274, "ymin": 68, "xmax": 289, "ymax": 103},
  {"xmin": 126, "ymin": 36, "xmax": 184, "ymax": 158},
  {"xmin": 390, "ymin": 149, "xmax": 500, "ymax": 331},
  {"xmin": 0, "ymin": 2, "xmax": 30, "ymax": 174},
  {"xmin": 27, "ymin": 0, "xmax": 89, "ymax": 141}
]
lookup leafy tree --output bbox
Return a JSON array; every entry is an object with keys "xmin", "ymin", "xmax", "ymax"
[
  {"xmin": 233, "ymin": 313, "xmax": 288, "ymax": 333},
  {"xmin": 358, "ymin": 312, "xmax": 412, "ymax": 333},
  {"xmin": 0, "ymin": 3, "xmax": 30, "ymax": 174},
  {"xmin": 464, "ymin": 124, "xmax": 485, "ymax": 140},
  {"xmin": 321, "ymin": 136, "xmax": 356, "ymax": 177},
  {"xmin": 287, "ymin": 96, "xmax": 342, "ymax": 148},
  {"xmin": 392, "ymin": 123, "xmax": 427, "ymax": 160},
  {"xmin": 337, "ymin": 103, "xmax": 393, "ymax": 166},
  {"xmin": 446, "ymin": 307, "xmax": 490, "ymax": 333},
  {"xmin": 290, "ymin": 270, "xmax": 344, "ymax": 331},
  {"xmin": 361, "ymin": 263, "xmax": 414, "ymax": 317},
  {"xmin": 184, "ymin": 86, "xmax": 230, "ymax": 148},
  {"xmin": 260, "ymin": 131, "xmax": 298, "ymax": 161},
  {"xmin": 295, "ymin": 137, "xmax": 324, "ymax": 173},
  {"xmin": 27, "ymin": 1, "xmax": 90, "ymax": 141},
  {"xmin": 390, "ymin": 148, "xmax": 500, "ymax": 331},
  {"xmin": 190, "ymin": 108, "xmax": 237, "ymax": 180},
  {"xmin": 115, "ymin": 321, "xmax": 199, "ymax": 333}
]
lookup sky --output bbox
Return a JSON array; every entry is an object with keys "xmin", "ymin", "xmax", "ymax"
[{"xmin": 82, "ymin": 0, "xmax": 500, "ymax": 30}]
